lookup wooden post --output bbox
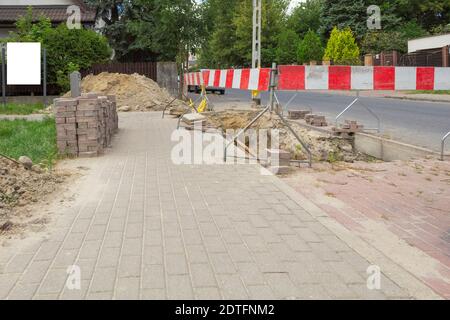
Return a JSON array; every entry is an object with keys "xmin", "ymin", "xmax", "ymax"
[
  {"xmin": 392, "ymin": 50, "xmax": 398, "ymax": 66},
  {"xmin": 443, "ymin": 46, "xmax": 449, "ymax": 67}
]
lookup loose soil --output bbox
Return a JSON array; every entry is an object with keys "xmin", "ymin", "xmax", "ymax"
[
  {"xmin": 203, "ymin": 110, "xmax": 372, "ymax": 163},
  {"xmin": 66, "ymin": 72, "xmax": 187, "ymax": 112},
  {"xmin": 0, "ymin": 157, "xmax": 70, "ymax": 238}
]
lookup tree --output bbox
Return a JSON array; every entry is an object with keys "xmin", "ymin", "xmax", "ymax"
[
  {"xmin": 297, "ymin": 30, "xmax": 324, "ymax": 64},
  {"xmin": 394, "ymin": 0, "xmax": 450, "ymax": 31},
  {"xmin": 320, "ymin": 0, "xmax": 367, "ymax": 41},
  {"xmin": 323, "ymin": 27, "xmax": 360, "ymax": 65},
  {"xmin": 233, "ymin": 0, "xmax": 289, "ymax": 67},
  {"xmin": 87, "ymin": 0, "xmax": 203, "ymax": 63},
  {"xmin": 203, "ymin": 0, "xmax": 240, "ymax": 68},
  {"xmin": 361, "ymin": 20, "xmax": 428, "ymax": 54},
  {"xmin": 276, "ymin": 29, "xmax": 300, "ymax": 64},
  {"xmin": 7, "ymin": 7, "xmax": 111, "ymax": 92},
  {"xmin": 287, "ymin": 0, "xmax": 323, "ymax": 39}
]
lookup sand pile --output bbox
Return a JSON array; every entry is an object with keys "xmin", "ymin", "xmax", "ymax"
[
  {"xmin": 0, "ymin": 157, "xmax": 66, "ymax": 235},
  {"xmin": 66, "ymin": 72, "xmax": 186, "ymax": 112},
  {"xmin": 204, "ymin": 110, "xmax": 371, "ymax": 163}
]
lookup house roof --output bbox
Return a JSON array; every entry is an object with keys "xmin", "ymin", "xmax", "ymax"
[{"xmin": 0, "ymin": 5, "xmax": 96, "ymax": 24}]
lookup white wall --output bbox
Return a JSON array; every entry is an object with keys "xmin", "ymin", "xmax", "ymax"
[
  {"xmin": 408, "ymin": 34, "xmax": 450, "ymax": 53},
  {"xmin": 0, "ymin": 0, "xmax": 74, "ymax": 5}
]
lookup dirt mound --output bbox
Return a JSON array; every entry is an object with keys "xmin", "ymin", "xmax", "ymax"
[
  {"xmin": 0, "ymin": 157, "xmax": 67, "ymax": 236},
  {"xmin": 204, "ymin": 110, "xmax": 371, "ymax": 163},
  {"xmin": 66, "ymin": 72, "xmax": 186, "ymax": 112}
]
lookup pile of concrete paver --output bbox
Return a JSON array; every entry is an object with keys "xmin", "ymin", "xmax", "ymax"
[{"xmin": 54, "ymin": 93, "xmax": 119, "ymax": 157}]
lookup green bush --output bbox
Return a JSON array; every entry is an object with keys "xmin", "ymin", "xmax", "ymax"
[
  {"xmin": 297, "ymin": 30, "xmax": 324, "ymax": 64},
  {"xmin": 6, "ymin": 7, "xmax": 111, "ymax": 93},
  {"xmin": 323, "ymin": 27, "xmax": 360, "ymax": 65}
]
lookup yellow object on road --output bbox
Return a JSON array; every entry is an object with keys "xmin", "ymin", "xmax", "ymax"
[
  {"xmin": 252, "ymin": 90, "xmax": 260, "ymax": 98},
  {"xmin": 197, "ymin": 98, "xmax": 208, "ymax": 113}
]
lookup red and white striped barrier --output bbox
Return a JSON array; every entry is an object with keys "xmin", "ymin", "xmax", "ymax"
[
  {"xmin": 185, "ymin": 68, "xmax": 271, "ymax": 91},
  {"xmin": 277, "ymin": 65, "xmax": 450, "ymax": 91},
  {"xmin": 185, "ymin": 66, "xmax": 450, "ymax": 91}
]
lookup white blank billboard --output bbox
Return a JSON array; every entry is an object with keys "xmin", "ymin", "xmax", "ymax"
[{"xmin": 7, "ymin": 42, "xmax": 41, "ymax": 85}]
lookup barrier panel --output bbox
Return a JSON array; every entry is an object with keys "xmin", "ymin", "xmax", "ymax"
[
  {"xmin": 185, "ymin": 66, "xmax": 450, "ymax": 91},
  {"xmin": 278, "ymin": 65, "xmax": 450, "ymax": 91}
]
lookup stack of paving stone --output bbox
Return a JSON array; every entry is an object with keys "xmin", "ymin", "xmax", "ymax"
[
  {"xmin": 266, "ymin": 149, "xmax": 291, "ymax": 175},
  {"xmin": 288, "ymin": 109, "xmax": 311, "ymax": 120},
  {"xmin": 332, "ymin": 120, "xmax": 364, "ymax": 135},
  {"xmin": 305, "ymin": 114, "xmax": 328, "ymax": 127},
  {"xmin": 55, "ymin": 98, "xmax": 78, "ymax": 156},
  {"xmin": 54, "ymin": 93, "xmax": 119, "ymax": 158},
  {"xmin": 181, "ymin": 113, "xmax": 208, "ymax": 130}
]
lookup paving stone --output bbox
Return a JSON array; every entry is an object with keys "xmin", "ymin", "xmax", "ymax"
[
  {"xmin": 142, "ymin": 288, "xmax": 166, "ymax": 300},
  {"xmin": 7, "ymin": 282, "xmax": 39, "ymax": 300},
  {"xmin": 217, "ymin": 274, "xmax": 248, "ymax": 299},
  {"xmin": 191, "ymin": 263, "xmax": 217, "ymax": 288},
  {"xmin": 142, "ymin": 265, "xmax": 165, "ymax": 289},
  {"xmin": 0, "ymin": 274, "xmax": 19, "ymax": 299},
  {"xmin": 118, "ymin": 256, "xmax": 141, "ymax": 278},
  {"xmin": 90, "ymin": 267, "xmax": 116, "ymax": 293},
  {"xmin": 38, "ymin": 268, "xmax": 68, "ymax": 295},
  {"xmin": 265, "ymin": 273, "xmax": 300, "ymax": 299},
  {"xmin": 115, "ymin": 277, "xmax": 140, "ymax": 300},
  {"xmin": 194, "ymin": 287, "xmax": 222, "ymax": 300},
  {"xmin": 210, "ymin": 253, "xmax": 236, "ymax": 274},
  {"xmin": 186, "ymin": 245, "xmax": 209, "ymax": 264},
  {"xmin": 165, "ymin": 253, "xmax": 188, "ymax": 275},
  {"xmin": 4, "ymin": 254, "xmax": 34, "ymax": 274},
  {"xmin": 236, "ymin": 262, "xmax": 265, "ymax": 286},
  {"xmin": 247, "ymin": 285, "xmax": 276, "ymax": 300},
  {"xmin": 143, "ymin": 245, "xmax": 163, "ymax": 265},
  {"xmin": 167, "ymin": 275, "xmax": 193, "ymax": 299}
]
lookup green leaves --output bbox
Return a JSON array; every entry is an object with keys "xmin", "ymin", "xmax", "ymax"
[
  {"xmin": 297, "ymin": 30, "xmax": 324, "ymax": 65},
  {"xmin": 323, "ymin": 27, "xmax": 360, "ymax": 65}
]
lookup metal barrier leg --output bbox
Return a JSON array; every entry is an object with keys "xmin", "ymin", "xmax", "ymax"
[
  {"xmin": 223, "ymin": 105, "xmax": 271, "ymax": 162},
  {"xmin": 441, "ymin": 131, "xmax": 450, "ymax": 161},
  {"xmin": 273, "ymin": 94, "xmax": 312, "ymax": 168},
  {"xmin": 335, "ymin": 92, "xmax": 381, "ymax": 133},
  {"xmin": 162, "ymin": 97, "xmax": 178, "ymax": 119}
]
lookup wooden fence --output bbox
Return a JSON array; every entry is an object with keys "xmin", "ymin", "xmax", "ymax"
[
  {"xmin": 1, "ymin": 61, "xmax": 158, "ymax": 96},
  {"xmin": 80, "ymin": 62, "xmax": 157, "ymax": 81},
  {"xmin": 372, "ymin": 47, "xmax": 449, "ymax": 67}
]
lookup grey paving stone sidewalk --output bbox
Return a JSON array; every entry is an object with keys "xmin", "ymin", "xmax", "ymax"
[{"xmin": 0, "ymin": 112, "xmax": 411, "ymax": 300}]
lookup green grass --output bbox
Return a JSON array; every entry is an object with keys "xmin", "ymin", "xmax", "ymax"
[
  {"xmin": 0, "ymin": 117, "xmax": 57, "ymax": 167},
  {"xmin": 407, "ymin": 90, "xmax": 450, "ymax": 95},
  {"xmin": 0, "ymin": 103, "xmax": 45, "ymax": 115}
]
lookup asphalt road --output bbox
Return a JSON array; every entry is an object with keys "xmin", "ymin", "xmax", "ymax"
[{"xmin": 196, "ymin": 89, "xmax": 450, "ymax": 152}]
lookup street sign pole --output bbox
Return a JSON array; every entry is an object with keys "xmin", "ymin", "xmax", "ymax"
[
  {"xmin": 1, "ymin": 45, "xmax": 6, "ymax": 106},
  {"xmin": 43, "ymin": 47, "xmax": 47, "ymax": 106}
]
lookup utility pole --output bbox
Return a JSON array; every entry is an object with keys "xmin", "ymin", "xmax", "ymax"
[{"xmin": 252, "ymin": 0, "xmax": 262, "ymax": 106}]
